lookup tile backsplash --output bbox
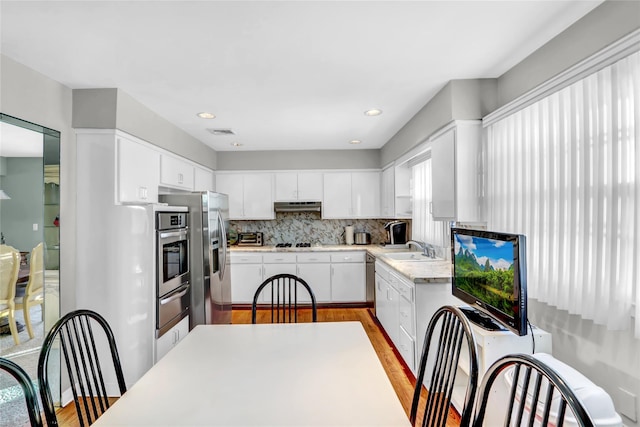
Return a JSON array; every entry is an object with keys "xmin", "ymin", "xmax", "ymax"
[{"xmin": 230, "ymin": 212, "xmax": 410, "ymax": 246}]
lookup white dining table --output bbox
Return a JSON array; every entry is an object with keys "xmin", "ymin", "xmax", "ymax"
[{"xmin": 93, "ymin": 321, "xmax": 411, "ymax": 426}]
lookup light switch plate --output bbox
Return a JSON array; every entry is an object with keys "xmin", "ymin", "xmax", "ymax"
[{"xmin": 32, "ymin": 223, "xmax": 38, "ymax": 231}]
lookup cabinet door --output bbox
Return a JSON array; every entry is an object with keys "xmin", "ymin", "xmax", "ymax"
[
  {"xmin": 352, "ymin": 171, "xmax": 381, "ymax": 218},
  {"xmin": 296, "ymin": 172, "xmax": 323, "ymax": 201},
  {"xmin": 331, "ymin": 263, "xmax": 366, "ymax": 302},
  {"xmin": 323, "ymin": 172, "xmax": 351, "ymax": 218},
  {"xmin": 381, "ymin": 166, "xmax": 395, "ymax": 218},
  {"xmin": 160, "ymin": 154, "xmax": 195, "ymax": 190},
  {"xmin": 431, "ymin": 128, "xmax": 456, "ymax": 219},
  {"xmin": 230, "ymin": 263, "xmax": 263, "ymax": 303},
  {"xmin": 117, "ymin": 136, "xmax": 160, "ymax": 204},
  {"xmin": 216, "ymin": 174, "xmax": 244, "ymax": 219},
  {"xmin": 155, "ymin": 316, "xmax": 189, "ymax": 362},
  {"xmin": 243, "ymin": 173, "xmax": 274, "ymax": 219},
  {"xmin": 274, "ymin": 172, "xmax": 298, "ymax": 201},
  {"xmin": 297, "ymin": 263, "xmax": 331, "ymax": 303},
  {"xmin": 194, "ymin": 166, "xmax": 214, "ymax": 192}
]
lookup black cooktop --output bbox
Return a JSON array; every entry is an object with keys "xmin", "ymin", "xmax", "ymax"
[{"xmin": 275, "ymin": 242, "xmax": 311, "ymax": 248}]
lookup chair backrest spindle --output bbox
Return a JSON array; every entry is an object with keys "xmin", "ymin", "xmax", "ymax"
[{"xmin": 252, "ymin": 274, "xmax": 317, "ymax": 324}]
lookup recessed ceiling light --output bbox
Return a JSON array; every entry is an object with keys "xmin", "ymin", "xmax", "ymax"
[
  {"xmin": 364, "ymin": 109, "xmax": 382, "ymax": 116},
  {"xmin": 349, "ymin": 140, "xmax": 362, "ymax": 145},
  {"xmin": 231, "ymin": 142, "xmax": 243, "ymax": 147},
  {"xmin": 197, "ymin": 112, "xmax": 216, "ymax": 119}
]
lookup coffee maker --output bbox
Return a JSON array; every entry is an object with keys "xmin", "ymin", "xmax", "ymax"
[{"xmin": 384, "ymin": 221, "xmax": 408, "ymax": 245}]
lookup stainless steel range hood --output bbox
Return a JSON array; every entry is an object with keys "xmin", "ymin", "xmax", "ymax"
[{"xmin": 274, "ymin": 201, "xmax": 322, "ymax": 212}]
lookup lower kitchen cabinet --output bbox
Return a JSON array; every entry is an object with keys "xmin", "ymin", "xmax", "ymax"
[
  {"xmin": 155, "ymin": 315, "xmax": 189, "ymax": 362},
  {"xmin": 330, "ymin": 252, "xmax": 366, "ymax": 302},
  {"xmin": 230, "ymin": 253, "xmax": 264, "ymax": 303},
  {"xmin": 374, "ymin": 261, "xmax": 416, "ymax": 372},
  {"xmin": 230, "ymin": 250, "xmax": 365, "ymax": 305}
]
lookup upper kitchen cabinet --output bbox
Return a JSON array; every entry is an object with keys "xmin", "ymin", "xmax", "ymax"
[
  {"xmin": 430, "ymin": 120, "xmax": 482, "ymax": 222},
  {"xmin": 116, "ymin": 133, "xmax": 160, "ymax": 204},
  {"xmin": 323, "ymin": 171, "xmax": 380, "ymax": 219},
  {"xmin": 216, "ymin": 172, "xmax": 274, "ymax": 220},
  {"xmin": 380, "ymin": 165, "xmax": 395, "ymax": 218},
  {"xmin": 194, "ymin": 165, "xmax": 215, "ymax": 192},
  {"xmin": 160, "ymin": 153, "xmax": 195, "ymax": 191},
  {"xmin": 274, "ymin": 171, "xmax": 323, "ymax": 201}
]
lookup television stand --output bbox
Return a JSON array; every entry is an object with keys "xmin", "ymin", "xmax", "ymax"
[{"xmin": 459, "ymin": 306, "xmax": 506, "ymax": 331}]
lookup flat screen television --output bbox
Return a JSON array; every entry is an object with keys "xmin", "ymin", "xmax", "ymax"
[{"xmin": 451, "ymin": 227, "xmax": 528, "ymax": 336}]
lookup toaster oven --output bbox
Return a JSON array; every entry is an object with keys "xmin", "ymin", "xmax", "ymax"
[{"xmin": 237, "ymin": 232, "xmax": 263, "ymax": 246}]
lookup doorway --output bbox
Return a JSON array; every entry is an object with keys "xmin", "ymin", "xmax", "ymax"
[{"xmin": 0, "ymin": 113, "xmax": 60, "ymax": 426}]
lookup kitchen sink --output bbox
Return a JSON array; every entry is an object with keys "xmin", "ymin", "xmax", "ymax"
[{"xmin": 383, "ymin": 252, "xmax": 439, "ymax": 261}]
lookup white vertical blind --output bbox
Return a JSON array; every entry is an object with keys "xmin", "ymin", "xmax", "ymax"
[{"xmin": 485, "ymin": 51, "xmax": 640, "ymax": 337}]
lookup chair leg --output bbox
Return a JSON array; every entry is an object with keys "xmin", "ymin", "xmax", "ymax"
[
  {"xmin": 23, "ymin": 304, "xmax": 34, "ymax": 339},
  {"xmin": 9, "ymin": 310, "xmax": 20, "ymax": 345}
]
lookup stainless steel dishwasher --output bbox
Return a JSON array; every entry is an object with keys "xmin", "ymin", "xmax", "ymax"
[{"xmin": 366, "ymin": 253, "xmax": 375, "ymax": 313}]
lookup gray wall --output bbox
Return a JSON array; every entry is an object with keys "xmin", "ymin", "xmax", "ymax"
[
  {"xmin": 73, "ymin": 88, "xmax": 217, "ymax": 170},
  {"xmin": 496, "ymin": 0, "xmax": 640, "ymax": 108},
  {"xmin": 0, "ymin": 158, "xmax": 44, "ymax": 253},
  {"xmin": 217, "ymin": 149, "xmax": 380, "ymax": 171},
  {"xmin": 1, "ymin": 54, "xmax": 76, "ymax": 314}
]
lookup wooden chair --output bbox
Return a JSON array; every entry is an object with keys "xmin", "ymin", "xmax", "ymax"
[
  {"xmin": 38, "ymin": 309, "xmax": 127, "ymax": 427},
  {"xmin": 15, "ymin": 242, "xmax": 44, "ymax": 338},
  {"xmin": 251, "ymin": 274, "xmax": 318, "ymax": 323},
  {"xmin": 410, "ymin": 305, "xmax": 479, "ymax": 427},
  {"xmin": 0, "ymin": 357, "xmax": 44, "ymax": 426},
  {"xmin": 0, "ymin": 244, "xmax": 21, "ymax": 345},
  {"xmin": 472, "ymin": 353, "xmax": 596, "ymax": 427}
]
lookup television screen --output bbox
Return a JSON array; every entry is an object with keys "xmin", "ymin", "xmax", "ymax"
[{"xmin": 451, "ymin": 228, "xmax": 528, "ymax": 336}]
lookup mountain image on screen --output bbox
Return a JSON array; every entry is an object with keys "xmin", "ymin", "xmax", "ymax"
[{"xmin": 454, "ymin": 239, "xmax": 517, "ymax": 318}]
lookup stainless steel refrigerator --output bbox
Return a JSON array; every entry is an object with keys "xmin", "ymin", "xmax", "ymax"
[{"xmin": 160, "ymin": 191, "xmax": 231, "ymax": 326}]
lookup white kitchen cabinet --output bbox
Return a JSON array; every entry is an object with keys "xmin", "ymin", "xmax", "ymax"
[
  {"xmin": 430, "ymin": 120, "xmax": 482, "ymax": 222},
  {"xmin": 194, "ymin": 165, "xmax": 214, "ymax": 191},
  {"xmin": 394, "ymin": 162, "xmax": 412, "ymax": 218},
  {"xmin": 160, "ymin": 153, "xmax": 195, "ymax": 190},
  {"xmin": 380, "ymin": 165, "xmax": 395, "ymax": 218},
  {"xmin": 330, "ymin": 252, "xmax": 366, "ymax": 302},
  {"xmin": 274, "ymin": 172, "xmax": 323, "ymax": 201},
  {"xmin": 374, "ymin": 261, "xmax": 416, "ymax": 372},
  {"xmin": 262, "ymin": 253, "xmax": 297, "ymax": 302},
  {"xmin": 216, "ymin": 173, "xmax": 274, "ymax": 220},
  {"xmin": 296, "ymin": 253, "xmax": 331, "ymax": 303},
  {"xmin": 322, "ymin": 171, "xmax": 381, "ymax": 219},
  {"xmin": 230, "ymin": 252, "xmax": 264, "ymax": 303},
  {"xmin": 155, "ymin": 315, "xmax": 189, "ymax": 362},
  {"xmin": 116, "ymin": 134, "xmax": 160, "ymax": 204}
]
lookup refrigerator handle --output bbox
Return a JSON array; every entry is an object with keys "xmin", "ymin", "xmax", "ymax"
[{"xmin": 217, "ymin": 211, "xmax": 227, "ymax": 280}]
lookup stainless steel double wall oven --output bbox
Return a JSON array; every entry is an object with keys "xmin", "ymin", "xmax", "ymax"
[{"xmin": 156, "ymin": 211, "xmax": 190, "ymax": 337}]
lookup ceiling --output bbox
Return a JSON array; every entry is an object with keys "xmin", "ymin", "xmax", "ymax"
[{"xmin": 0, "ymin": 1, "xmax": 603, "ymax": 152}]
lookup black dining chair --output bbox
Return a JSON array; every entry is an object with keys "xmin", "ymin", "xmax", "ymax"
[
  {"xmin": 251, "ymin": 273, "xmax": 318, "ymax": 323},
  {"xmin": 37, "ymin": 309, "xmax": 127, "ymax": 427},
  {"xmin": 0, "ymin": 357, "xmax": 43, "ymax": 427},
  {"xmin": 472, "ymin": 353, "xmax": 596, "ymax": 427},
  {"xmin": 410, "ymin": 305, "xmax": 479, "ymax": 427}
]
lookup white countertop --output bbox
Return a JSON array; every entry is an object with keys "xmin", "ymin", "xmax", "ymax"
[
  {"xmin": 230, "ymin": 244, "xmax": 451, "ymax": 284},
  {"xmin": 93, "ymin": 322, "xmax": 410, "ymax": 427}
]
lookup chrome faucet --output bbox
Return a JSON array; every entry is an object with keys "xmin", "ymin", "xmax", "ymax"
[{"xmin": 406, "ymin": 240, "xmax": 436, "ymax": 258}]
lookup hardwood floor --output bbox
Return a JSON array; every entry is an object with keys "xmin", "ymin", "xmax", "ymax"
[{"xmin": 55, "ymin": 308, "xmax": 460, "ymax": 426}]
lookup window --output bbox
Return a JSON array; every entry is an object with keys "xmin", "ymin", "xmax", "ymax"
[
  {"xmin": 411, "ymin": 156, "xmax": 448, "ymax": 248},
  {"xmin": 484, "ymin": 51, "xmax": 639, "ymax": 337}
]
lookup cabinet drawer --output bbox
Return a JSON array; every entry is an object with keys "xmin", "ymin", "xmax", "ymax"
[
  {"xmin": 297, "ymin": 253, "xmax": 331, "ymax": 263},
  {"xmin": 397, "ymin": 279, "xmax": 414, "ymax": 302},
  {"xmin": 330, "ymin": 252, "xmax": 365, "ymax": 263},
  {"xmin": 263, "ymin": 253, "xmax": 297, "ymax": 263},
  {"xmin": 398, "ymin": 297, "xmax": 414, "ymax": 336},
  {"xmin": 398, "ymin": 325, "xmax": 416, "ymax": 373},
  {"xmin": 375, "ymin": 261, "xmax": 392, "ymax": 282},
  {"xmin": 230, "ymin": 253, "xmax": 262, "ymax": 264}
]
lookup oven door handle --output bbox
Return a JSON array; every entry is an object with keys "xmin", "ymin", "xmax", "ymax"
[{"xmin": 160, "ymin": 284, "xmax": 190, "ymax": 305}]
